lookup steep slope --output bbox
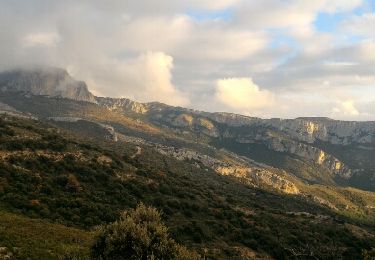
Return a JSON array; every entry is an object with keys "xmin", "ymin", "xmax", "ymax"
[
  {"xmin": 0, "ymin": 115, "xmax": 374, "ymax": 259},
  {"xmin": 96, "ymin": 98, "xmax": 375, "ymax": 191},
  {"xmin": 0, "ymin": 68, "xmax": 375, "ymax": 258}
]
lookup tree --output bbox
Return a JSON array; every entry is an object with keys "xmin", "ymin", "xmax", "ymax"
[{"xmin": 91, "ymin": 203, "xmax": 201, "ymax": 260}]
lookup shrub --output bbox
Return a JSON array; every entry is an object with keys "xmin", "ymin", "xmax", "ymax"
[{"xmin": 91, "ymin": 203, "xmax": 200, "ymax": 260}]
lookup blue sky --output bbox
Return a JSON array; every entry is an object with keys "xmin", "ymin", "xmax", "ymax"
[{"xmin": 186, "ymin": 9, "xmax": 234, "ymax": 21}]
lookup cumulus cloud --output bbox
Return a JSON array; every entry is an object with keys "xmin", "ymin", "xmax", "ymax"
[
  {"xmin": 74, "ymin": 52, "xmax": 189, "ymax": 106},
  {"xmin": 333, "ymin": 100, "xmax": 360, "ymax": 116},
  {"xmin": 215, "ymin": 78, "xmax": 274, "ymax": 111},
  {"xmin": 0, "ymin": 0, "xmax": 375, "ymax": 120},
  {"xmin": 115, "ymin": 52, "xmax": 189, "ymax": 106}
]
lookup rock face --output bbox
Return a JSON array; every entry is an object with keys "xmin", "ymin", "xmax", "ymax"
[
  {"xmin": 266, "ymin": 118, "xmax": 375, "ymax": 145},
  {"xmin": 97, "ymin": 97, "xmax": 148, "ymax": 114},
  {"xmin": 184, "ymin": 111, "xmax": 375, "ymax": 146},
  {"xmin": 0, "ymin": 68, "xmax": 96, "ymax": 103},
  {"xmin": 141, "ymin": 140, "xmax": 299, "ymax": 194},
  {"xmin": 95, "ymin": 96, "xmax": 375, "ymax": 146},
  {"xmin": 255, "ymin": 133, "xmax": 352, "ymax": 179}
]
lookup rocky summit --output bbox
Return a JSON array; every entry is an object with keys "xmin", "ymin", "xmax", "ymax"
[{"xmin": 0, "ymin": 67, "xmax": 96, "ymax": 103}]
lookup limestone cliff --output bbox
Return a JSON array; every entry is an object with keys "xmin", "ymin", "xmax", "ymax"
[
  {"xmin": 96, "ymin": 97, "xmax": 149, "ymax": 114},
  {"xmin": 0, "ymin": 68, "xmax": 96, "ymax": 103},
  {"xmin": 257, "ymin": 133, "xmax": 352, "ymax": 179}
]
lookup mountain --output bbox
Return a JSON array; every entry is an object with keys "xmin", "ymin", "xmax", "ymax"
[
  {"xmin": 0, "ymin": 67, "xmax": 96, "ymax": 103},
  {"xmin": 95, "ymin": 96, "xmax": 375, "ymax": 192},
  {"xmin": 0, "ymin": 68, "xmax": 374, "ymax": 259}
]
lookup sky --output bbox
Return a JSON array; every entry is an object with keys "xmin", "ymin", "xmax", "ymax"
[{"xmin": 1, "ymin": 0, "xmax": 375, "ymax": 120}]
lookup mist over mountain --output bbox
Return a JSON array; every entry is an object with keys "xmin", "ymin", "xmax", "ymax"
[{"xmin": 0, "ymin": 67, "xmax": 96, "ymax": 103}]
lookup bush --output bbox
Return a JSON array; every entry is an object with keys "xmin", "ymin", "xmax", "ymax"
[{"xmin": 91, "ymin": 203, "xmax": 200, "ymax": 260}]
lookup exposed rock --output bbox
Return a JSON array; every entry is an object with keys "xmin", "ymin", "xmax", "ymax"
[
  {"xmin": 119, "ymin": 135, "xmax": 299, "ymax": 194},
  {"xmin": 0, "ymin": 67, "xmax": 96, "ymax": 103},
  {"xmin": 98, "ymin": 123, "xmax": 118, "ymax": 142},
  {"xmin": 217, "ymin": 166, "xmax": 300, "ymax": 194},
  {"xmin": 97, "ymin": 155, "xmax": 113, "ymax": 164},
  {"xmin": 255, "ymin": 133, "xmax": 352, "ymax": 179},
  {"xmin": 172, "ymin": 114, "xmax": 194, "ymax": 127},
  {"xmin": 266, "ymin": 118, "xmax": 375, "ymax": 145},
  {"xmin": 309, "ymin": 195, "xmax": 338, "ymax": 210},
  {"xmin": 47, "ymin": 117, "xmax": 81, "ymax": 122},
  {"xmin": 97, "ymin": 97, "xmax": 148, "ymax": 114}
]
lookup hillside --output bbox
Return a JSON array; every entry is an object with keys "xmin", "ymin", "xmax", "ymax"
[
  {"xmin": 0, "ymin": 115, "xmax": 375, "ymax": 258},
  {"xmin": 0, "ymin": 210, "xmax": 94, "ymax": 259},
  {"xmin": 0, "ymin": 68, "xmax": 375, "ymax": 259}
]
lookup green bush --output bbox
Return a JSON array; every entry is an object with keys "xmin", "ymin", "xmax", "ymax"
[{"xmin": 91, "ymin": 203, "xmax": 200, "ymax": 260}]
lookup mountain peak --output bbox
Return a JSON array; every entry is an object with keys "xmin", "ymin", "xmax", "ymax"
[{"xmin": 0, "ymin": 67, "xmax": 96, "ymax": 103}]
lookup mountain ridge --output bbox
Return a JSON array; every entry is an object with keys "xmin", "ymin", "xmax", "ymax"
[
  {"xmin": 0, "ymin": 67, "xmax": 375, "ymax": 258},
  {"xmin": 1, "ymin": 68, "xmax": 375, "ymax": 191}
]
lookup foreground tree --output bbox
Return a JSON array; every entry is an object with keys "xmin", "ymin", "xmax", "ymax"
[{"xmin": 91, "ymin": 203, "xmax": 200, "ymax": 260}]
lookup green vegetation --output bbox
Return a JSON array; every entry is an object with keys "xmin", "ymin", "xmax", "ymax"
[
  {"xmin": 91, "ymin": 203, "xmax": 200, "ymax": 259},
  {"xmin": 0, "ymin": 115, "xmax": 374, "ymax": 259},
  {"xmin": 0, "ymin": 210, "xmax": 93, "ymax": 259}
]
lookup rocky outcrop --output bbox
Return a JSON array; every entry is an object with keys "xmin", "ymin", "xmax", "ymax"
[
  {"xmin": 169, "ymin": 109, "xmax": 375, "ymax": 146},
  {"xmin": 241, "ymin": 132, "xmax": 353, "ymax": 179},
  {"xmin": 97, "ymin": 96, "xmax": 375, "ymax": 146},
  {"xmin": 121, "ymin": 137, "xmax": 299, "ymax": 194},
  {"xmin": 217, "ymin": 166, "xmax": 300, "ymax": 194},
  {"xmin": 266, "ymin": 118, "xmax": 375, "ymax": 145},
  {"xmin": 166, "ymin": 114, "xmax": 219, "ymax": 137},
  {"xmin": 96, "ymin": 97, "xmax": 148, "ymax": 114},
  {"xmin": 98, "ymin": 123, "xmax": 118, "ymax": 142},
  {"xmin": 0, "ymin": 67, "xmax": 96, "ymax": 103},
  {"xmin": 199, "ymin": 113, "xmax": 375, "ymax": 146},
  {"xmin": 199, "ymin": 112, "xmax": 261, "ymax": 126}
]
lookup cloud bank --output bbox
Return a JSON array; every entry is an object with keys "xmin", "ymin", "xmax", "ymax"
[{"xmin": 1, "ymin": 0, "xmax": 375, "ymax": 119}]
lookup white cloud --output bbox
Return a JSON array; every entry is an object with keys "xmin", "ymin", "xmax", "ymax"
[
  {"xmin": 341, "ymin": 13, "xmax": 375, "ymax": 38},
  {"xmin": 322, "ymin": 0, "xmax": 363, "ymax": 13},
  {"xmin": 117, "ymin": 15, "xmax": 268, "ymax": 61},
  {"xmin": 215, "ymin": 78, "xmax": 274, "ymax": 111},
  {"xmin": 119, "ymin": 52, "xmax": 189, "ymax": 106},
  {"xmin": 75, "ymin": 52, "xmax": 189, "ymax": 106},
  {"xmin": 22, "ymin": 32, "xmax": 60, "ymax": 47},
  {"xmin": 234, "ymin": 0, "xmax": 363, "ymax": 30},
  {"xmin": 1, "ymin": 0, "xmax": 375, "ymax": 120},
  {"xmin": 117, "ymin": 15, "xmax": 191, "ymax": 53},
  {"xmin": 332, "ymin": 100, "xmax": 360, "ymax": 116},
  {"xmin": 179, "ymin": 27, "xmax": 267, "ymax": 61}
]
